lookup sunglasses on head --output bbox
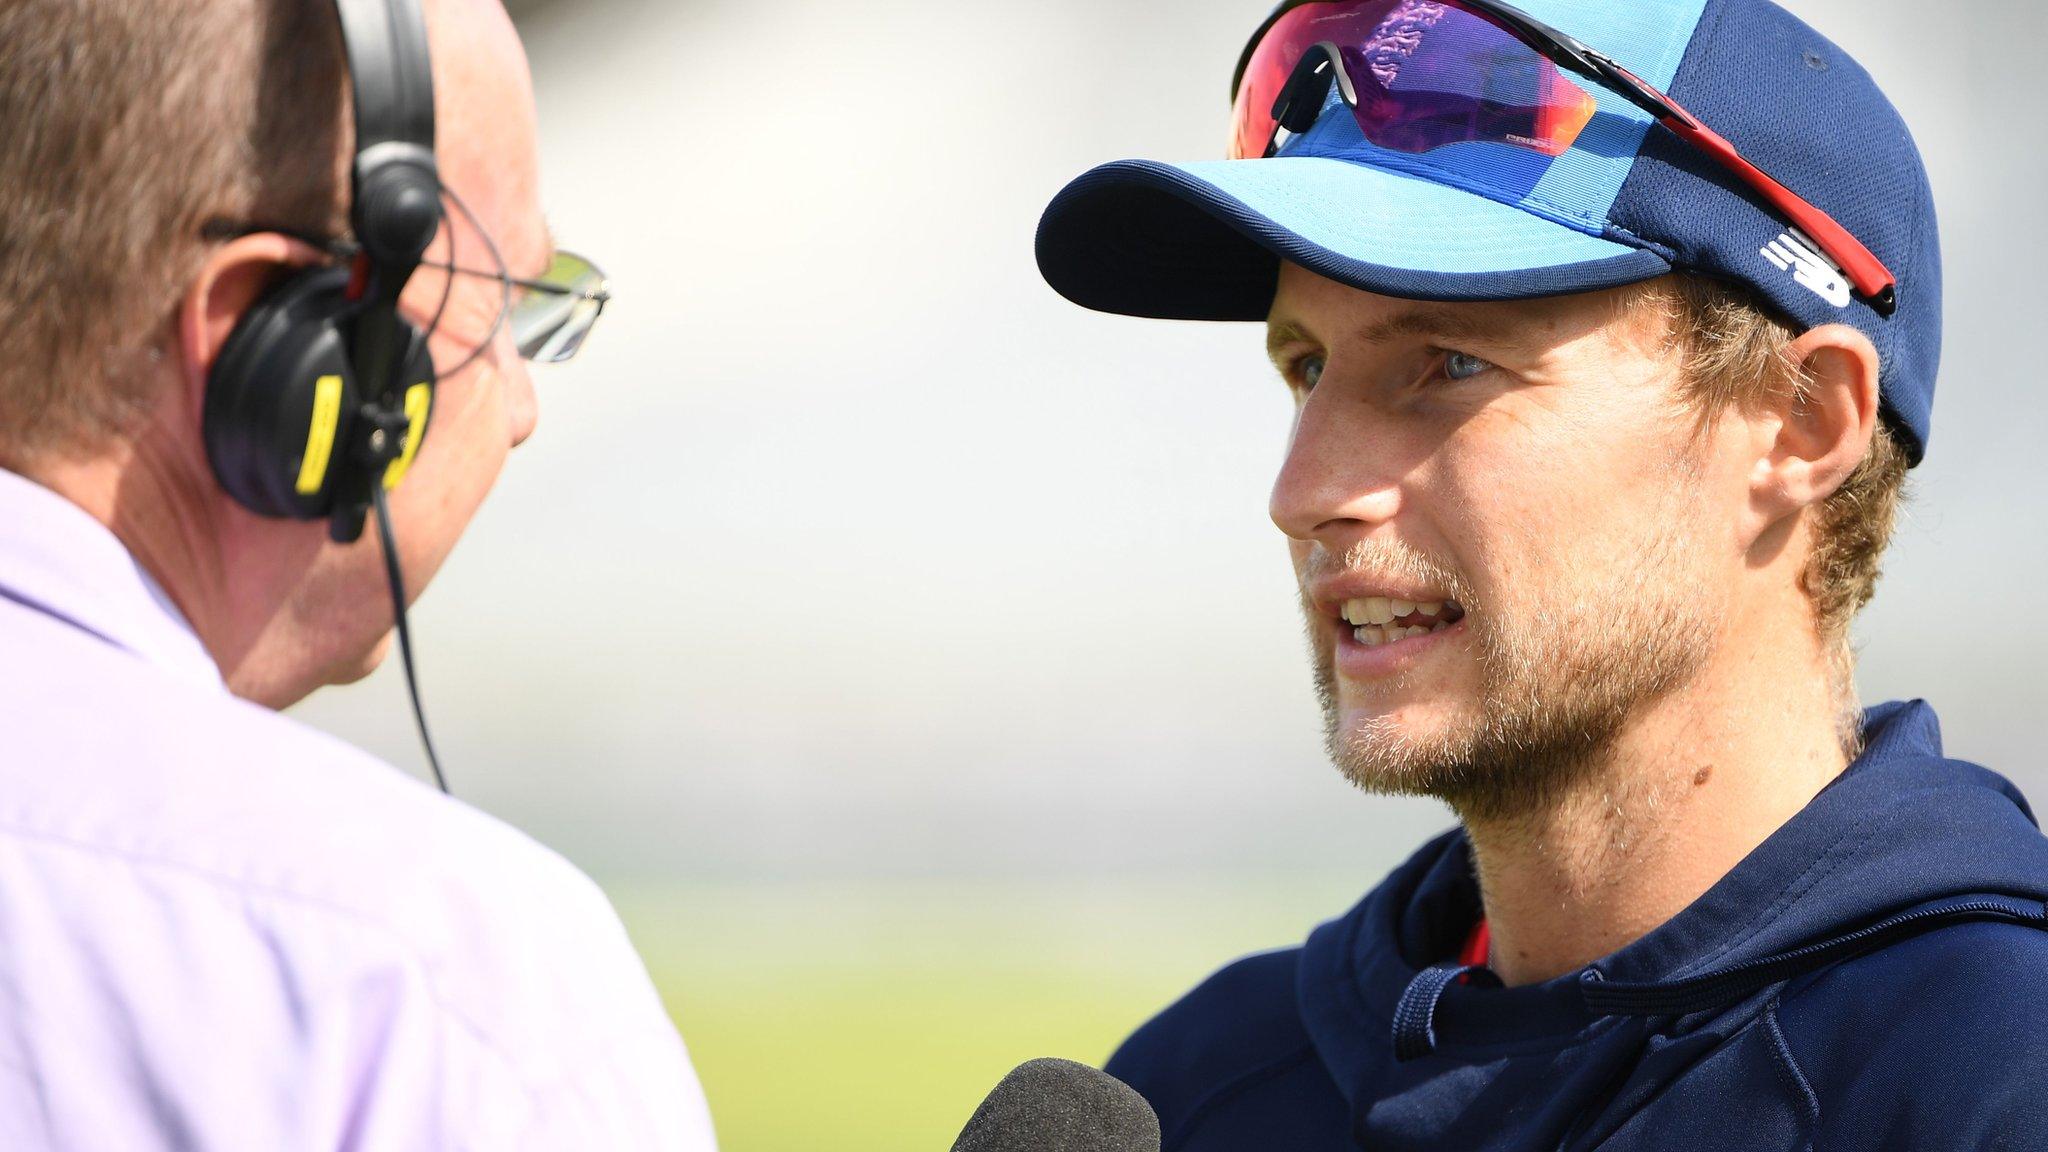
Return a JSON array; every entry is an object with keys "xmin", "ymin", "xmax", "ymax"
[{"xmin": 1229, "ymin": 0, "xmax": 1896, "ymax": 315}]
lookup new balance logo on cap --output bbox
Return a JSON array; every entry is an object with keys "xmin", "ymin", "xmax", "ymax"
[{"xmin": 1762, "ymin": 230, "xmax": 1852, "ymax": 309}]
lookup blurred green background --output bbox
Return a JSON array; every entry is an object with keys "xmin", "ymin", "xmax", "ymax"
[{"xmin": 613, "ymin": 877, "xmax": 1377, "ymax": 1149}]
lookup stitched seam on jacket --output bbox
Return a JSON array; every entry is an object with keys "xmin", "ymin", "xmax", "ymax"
[
  {"xmin": 1162, "ymin": 1045, "xmax": 1321, "ymax": 1152},
  {"xmin": 1666, "ymin": 776, "xmax": 2007, "ymax": 983},
  {"xmin": 1661, "ymin": 802, "xmax": 1875, "ymax": 979},
  {"xmin": 1763, "ymin": 998, "xmax": 1822, "ymax": 1151}
]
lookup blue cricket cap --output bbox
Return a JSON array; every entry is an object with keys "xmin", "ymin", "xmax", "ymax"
[{"xmin": 1036, "ymin": 0, "xmax": 1943, "ymax": 463}]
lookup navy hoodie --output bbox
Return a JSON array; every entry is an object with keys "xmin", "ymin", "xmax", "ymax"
[{"xmin": 1108, "ymin": 702, "xmax": 2048, "ymax": 1150}]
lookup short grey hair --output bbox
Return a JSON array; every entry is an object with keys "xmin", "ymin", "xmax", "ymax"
[{"xmin": 0, "ymin": 0, "xmax": 351, "ymax": 468}]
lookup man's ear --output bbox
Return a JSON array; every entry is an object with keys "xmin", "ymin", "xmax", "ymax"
[
  {"xmin": 1742, "ymin": 323, "xmax": 1881, "ymax": 543},
  {"xmin": 174, "ymin": 234, "xmax": 331, "ymax": 425}
]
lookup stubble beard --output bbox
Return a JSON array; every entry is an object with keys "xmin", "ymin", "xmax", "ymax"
[{"xmin": 1309, "ymin": 510, "xmax": 1720, "ymax": 824}]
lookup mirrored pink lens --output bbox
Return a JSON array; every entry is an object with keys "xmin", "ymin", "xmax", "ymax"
[
  {"xmin": 1232, "ymin": 4, "xmax": 1324, "ymax": 160},
  {"xmin": 1342, "ymin": 1, "xmax": 1595, "ymax": 155},
  {"xmin": 1231, "ymin": 0, "xmax": 1597, "ymax": 160}
]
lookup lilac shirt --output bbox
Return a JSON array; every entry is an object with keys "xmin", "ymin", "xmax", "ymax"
[{"xmin": 0, "ymin": 468, "xmax": 717, "ymax": 1150}]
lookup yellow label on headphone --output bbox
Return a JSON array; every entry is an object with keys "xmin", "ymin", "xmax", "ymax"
[
  {"xmin": 295, "ymin": 375, "xmax": 345, "ymax": 496},
  {"xmin": 381, "ymin": 383, "xmax": 432, "ymax": 490}
]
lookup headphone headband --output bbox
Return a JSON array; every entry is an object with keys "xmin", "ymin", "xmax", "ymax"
[
  {"xmin": 333, "ymin": 0, "xmax": 441, "ymax": 273},
  {"xmin": 327, "ymin": 0, "xmax": 441, "ymax": 542}
]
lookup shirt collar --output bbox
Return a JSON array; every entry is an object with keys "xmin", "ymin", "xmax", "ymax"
[{"xmin": 0, "ymin": 467, "xmax": 225, "ymax": 691}]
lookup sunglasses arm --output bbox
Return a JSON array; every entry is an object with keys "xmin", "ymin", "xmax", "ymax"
[
  {"xmin": 1642, "ymin": 86, "xmax": 1898, "ymax": 315},
  {"xmin": 1564, "ymin": 45, "xmax": 1899, "ymax": 315},
  {"xmin": 1269, "ymin": 43, "xmax": 1360, "ymax": 148}
]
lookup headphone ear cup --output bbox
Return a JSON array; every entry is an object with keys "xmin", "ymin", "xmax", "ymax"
[
  {"xmin": 205, "ymin": 266, "xmax": 362, "ymax": 520},
  {"xmin": 397, "ymin": 318, "xmax": 435, "ymax": 461},
  {"xmin": 363, "ymin": 316, "xmax": 439, "ymax": 495}
]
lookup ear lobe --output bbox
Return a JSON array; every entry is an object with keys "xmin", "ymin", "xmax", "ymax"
[
  {"xmin": 1749, "ymin": 323, "xmax": 1881, "ymax": 528},
  {"xmin": 175, "ymin": 235, "xmax": 330, "ymax": 425}
]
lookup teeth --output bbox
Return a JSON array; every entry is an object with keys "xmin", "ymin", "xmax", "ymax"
[
  {"xmin": 1340, "ymin": 598, "xmax": 1396, "ymax": 626},
  {"xmin": 1345, "ymin": 598, "xmax": 1456, "ymax": 631},
  {"xmin": 1354, "ymin": 624, "xmax": 1442, "ymax": 648}
]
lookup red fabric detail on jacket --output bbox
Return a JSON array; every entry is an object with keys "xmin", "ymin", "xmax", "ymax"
[{"xmin": 1460, "ymin": 919, "xmax": 1491, "ymax": 968}]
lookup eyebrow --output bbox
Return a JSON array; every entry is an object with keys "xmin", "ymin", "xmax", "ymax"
[
  {"xmin": 1266, "ymin": 320, "xmax": 1313, "ymax": 366},
  {"xmin": 1266, "ymin": 305, "xmax": 1527, "ymax": 365}
]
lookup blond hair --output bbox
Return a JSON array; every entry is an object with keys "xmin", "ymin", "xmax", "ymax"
[{"xmin": 1641, "ymin": 275, "xmax": 1910, "ymax": 749}]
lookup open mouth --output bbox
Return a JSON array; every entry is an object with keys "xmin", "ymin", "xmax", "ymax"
[{"xmin": 1340, "ymin": 597, "xmax": 1467, "ymax": 649}]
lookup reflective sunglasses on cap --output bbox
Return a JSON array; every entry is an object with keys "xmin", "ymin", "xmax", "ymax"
[{"xmin": 1228, "ymin": 0, "xmax": 1897, "ymax": 315}]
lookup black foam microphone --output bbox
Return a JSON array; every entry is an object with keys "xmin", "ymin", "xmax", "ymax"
[{"xmin": 949, "ymin": 1059, "xmax": 1161, "ymax": 1152}]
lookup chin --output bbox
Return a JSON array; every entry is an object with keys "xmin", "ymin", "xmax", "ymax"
[
  {"xmin": 1337, "ymin": 690, "xmax": 1435, "ymax": 728},
  {"xmin": 229, "ymin": 629, "xmax": 393, "ymax": 709},
  {"xmin": 329, "ymin": 631, "xmax": 395, "ymax": 687},
  {"xmin": 1328, "ymin": 650, "xmax": 1474, "ymax": 730},
  {"xmin": 1316, "ymin": 648, "xmax": 1486, "ymax": 788},
  {"xmin": 1335, "ymin": 693, "xmax": 1470, "ymax": 747}
]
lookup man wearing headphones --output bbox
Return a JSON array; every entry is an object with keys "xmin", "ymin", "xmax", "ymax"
[{"xmin": 0, "ymin": 0, "xmax": 715, "ymax": 1146}]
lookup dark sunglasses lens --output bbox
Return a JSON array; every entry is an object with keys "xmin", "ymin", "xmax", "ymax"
[
  {"xmin": 509, "ymin": 251, "xmax": 607, "ymax": 363},
  {"xmin": 1232, "ymin": 1, "xmax": 1596, "ymax": 160}
]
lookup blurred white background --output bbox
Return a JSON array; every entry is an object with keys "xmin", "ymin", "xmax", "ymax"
[{"xmin": 298, "ymin": 0, "xmax": 2048, "ymax": 889}]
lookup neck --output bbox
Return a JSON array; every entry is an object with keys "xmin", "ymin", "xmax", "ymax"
[
  {"xmin": 1461, "ymin": 621, "xmax": 1852, "ymax": 987},
  {"xmin": 25, "ymin": 426, "xmax": 327, "ymax": 707}
]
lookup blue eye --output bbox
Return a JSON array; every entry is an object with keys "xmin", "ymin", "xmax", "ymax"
[
  {"xmin": 1445, "ymin": 351, "xmax": 1493, "ymax": 380},
  {"xmin": 1297, "ymin": 356, "xmax": 1325, "ymax": 392}
]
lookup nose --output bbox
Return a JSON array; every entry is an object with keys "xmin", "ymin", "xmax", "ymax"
[
  {"xmin": 1269, "ymin": 392, "xmax": 1403, "ymax": 543},
  {"xmin": 506, "ymin": 360, "xmax": 539, "ymax": 448}
]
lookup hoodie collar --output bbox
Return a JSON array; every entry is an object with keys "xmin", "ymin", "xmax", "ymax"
[
  {"xmin": 0, "ymin": 467, "xmax": 223, "ymax": 691},
  {"xmin": 1298, "ymin": 700, "xmax": 2048, "ymax": 1103}
]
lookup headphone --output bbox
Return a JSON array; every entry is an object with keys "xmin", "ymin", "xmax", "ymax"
[{"xmin": 204, "ymin": 0, "xmax": 443, "ymax": 545}]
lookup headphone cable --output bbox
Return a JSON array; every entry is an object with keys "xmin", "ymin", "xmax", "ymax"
[
  {"xmin": 356, "ymin": 182, "xmax": 493, "ymax": 798},
  {"xmin": 371, "ymin": 483, "xmax": 450, "ymax": 794}
]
